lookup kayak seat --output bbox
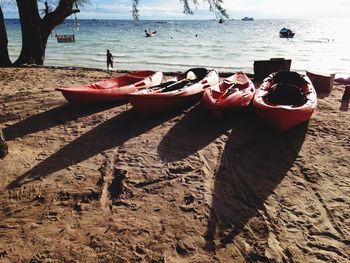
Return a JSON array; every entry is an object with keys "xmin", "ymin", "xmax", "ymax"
[
  {"xmin": 235, "ymin": 82, "xmax": 250, "ymax": 90},
  {"xmin": 183, "ymin": 68, "xmax": 208, "ymax": 83},
  {"xmin": 265, "ymin": 83, "xmax": 306, "ymax": 106},
  {"xmin": 272, "ymin": 71, "xmax": 308, "ymax": 86},
  {"xmin": 220, "ymin": 81, "xmax": 233, "ymax": 92}
]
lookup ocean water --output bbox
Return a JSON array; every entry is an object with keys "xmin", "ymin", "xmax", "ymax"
[{"xmin": 5, "ymin": 19, "xmax": 350, "ymax": 75}]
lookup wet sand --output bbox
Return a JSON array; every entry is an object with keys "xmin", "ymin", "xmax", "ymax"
[{"xmin": 0, "ymin": 67, "xmax": 349, "ymax": 262}]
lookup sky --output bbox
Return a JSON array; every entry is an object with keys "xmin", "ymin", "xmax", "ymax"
[{"xmin": 1, "ymin": 0, "xmax": 350, "ymax": 20}]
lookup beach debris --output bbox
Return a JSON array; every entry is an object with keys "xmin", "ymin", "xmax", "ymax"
[
  {"xmin": 134, "ymin": 244, "xmax": 147, "ymax": 255},
  {"xmin": 334, "ymin": 76, "xmax": 350, "ymax": 85},
  {"xmin": 179, "ymin": 204, "xmax": 195, "ymax": 213},
  {"xmin": 33, "ymin": 194, "xmax": 46, "ymax": 203},
  {"xmin": 168, "ymin": 163, "xmax": 194, "ymax": 174},
  {"xmin": 47, "ymin": 211, "xmax": 59, "ymax": 221},
  {"xmin": 108, "ymin": 168, "xmax": 127, "ymax": 201},
  {"xmin": 0, "ymin": 128, "xmax": 8, "ymax": 158},
  {"xmin": 73, "ymin": 203, "xmax": 82, "ymax": 212},
  {"xmin": 183, "ymin": 194, "xmax": 195, "ymax": 205},
  {"xmin": 0, "ymin": 250, "xmax": 7, "ymax": 258},
  {"xmin": 57, "ymin": 191, "xmax": 70, "ymax": 201},
  {"xmin": 176, "ymin": 237, "xmax": 197, "ymax": 255},
  {"xmin": 89, "ymin": 235, "xmax": 102, "ymax": 250}
]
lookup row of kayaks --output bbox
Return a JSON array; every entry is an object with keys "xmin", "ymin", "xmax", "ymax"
[{"xmin": 56, "ymin": 68, "xmax": 317, "ymax": 132}]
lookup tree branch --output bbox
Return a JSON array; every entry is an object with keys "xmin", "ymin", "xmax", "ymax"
[{"xmin": 41, "ymin": 0, "xmax": 79, "ymax": 32}]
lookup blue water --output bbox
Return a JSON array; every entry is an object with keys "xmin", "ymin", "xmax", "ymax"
[{"xmin": 5, "ymin": 19, "xmax": 350, "ymax": 75}]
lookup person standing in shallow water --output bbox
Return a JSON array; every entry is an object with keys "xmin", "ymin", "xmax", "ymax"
[{"xmin": 106, "ymin": 50, "xmax": 114, "ymax": 70}]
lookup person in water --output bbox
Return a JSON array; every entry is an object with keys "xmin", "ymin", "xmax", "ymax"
[
  {"xmin": 145, "ymin": 29, "xmax": 156, "ymax": 37},
  {"xmin": 106, "ymin": 49, "xmax": 114, "ymax": 70}
]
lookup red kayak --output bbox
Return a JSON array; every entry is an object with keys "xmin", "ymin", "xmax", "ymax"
[
  {"xmin": 56, "ymin": 70, "xmax": 163, "ymax": 104},
  {"xmin": 202, "ymin": 71, "xmax": 255, "ymax": 116},
  {"xmin": 253, "ymin": 71, "xmax": 317, "ymax": 132},
  {"xmin": 127, "ymin": 68, "xmax": 219, "ymax": 116}
]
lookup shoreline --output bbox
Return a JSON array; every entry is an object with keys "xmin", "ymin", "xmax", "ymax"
[
  {"xmin": 15, "ymin": 64, "xmax": 350, "ymax": 80},
  {"xmin": 0, "ymin": 66, "xmax": 349, "ymax": 262},
  {"xmin": 14, "ymin": 64, "xmax": 253, "ymax": 78}
]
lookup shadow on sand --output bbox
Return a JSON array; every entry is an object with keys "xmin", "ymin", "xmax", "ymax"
[
  {"xmin": 340, "ymin": 98, "xmax": 349, "ymax": 111},
  {"xmin": 3, "ymin": 101, "xmax": 127, "ymax": 141},
  {"xmin": 158, "ymin": 104, "xmax": 250, "ymax": 162},
  {"xmin": 7, "ymin": 107, "xmax": 183, "ymax": 190},
  {"xmin": 157, "ymin": 102, "xmax": 308, "ymax": 253},
  {"xmin": 205, "ymin": 114, "xmax": 308, "ymax": 252}
]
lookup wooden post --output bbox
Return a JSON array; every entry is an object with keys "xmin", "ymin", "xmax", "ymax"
[{"xmin": 342, "ymin": 85, "xmax": 350, "ymax": 101}]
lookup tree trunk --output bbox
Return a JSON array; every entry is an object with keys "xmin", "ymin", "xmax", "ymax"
[
  {"xmin": 0, "ymin": 7, "xmax": 12, "ymax": 67},
  {"xmin": 15, "ymin": 0, "xmax": 45, "ymax": 65},
  {"xmin": 14, "ymin": 0, "xmax": 79, "ymax": 66}
]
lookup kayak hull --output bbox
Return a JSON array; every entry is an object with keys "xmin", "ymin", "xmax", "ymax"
[
  {"xmin": 128, "ymin": 68, "xmax": 219, "ymax": 116},
  {"xmin": 202, "ymin": 72, "xmax": 255, "ymax": 116},
  {"xmin": 56, "ymin": 71, "xmax": 163, "ymax": 104}
]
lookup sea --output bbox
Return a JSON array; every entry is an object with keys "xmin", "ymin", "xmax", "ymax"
[{"xmin": 4, "ymin": 18, "xmax": 350, "ymax": 75}]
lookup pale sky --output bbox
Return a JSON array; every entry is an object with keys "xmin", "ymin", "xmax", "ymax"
[{"xmin": 1, "ymin": 0, "xmax": 350, "ymax": 19}]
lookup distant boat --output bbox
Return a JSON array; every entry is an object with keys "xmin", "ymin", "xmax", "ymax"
[
  {"xmin": 242, "ymin": 17, "xmax": 254, "ymax": 21},
  {"xmin": 218, "ymin": 18, "xmax": 224, "ymax": 24},
  {"xmin": 279, "ymin": 28, "xmax": 295, "ymax": 38}
]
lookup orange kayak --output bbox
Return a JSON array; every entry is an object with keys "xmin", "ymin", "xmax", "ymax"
[
  {"xmin": 202, "ymin": 71, "xmax": 255, "ymax": 116},
  {"xmin": 253, "ymin": 71, "xmax": 317, "ymax": 132},
  {"xmin": 56, "ymin": 70, "xmax": 163, "ymax": 104},
  {"xmin": 128, "ymin": 68, "xmax": 219, "ymax": 116}
]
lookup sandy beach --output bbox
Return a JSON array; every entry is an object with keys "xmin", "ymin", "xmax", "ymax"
[{"xmin": 0, "ymin": 66, "xmax": 349, "ymax": 262}]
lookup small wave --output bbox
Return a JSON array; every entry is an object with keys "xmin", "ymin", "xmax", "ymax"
[{"xmin": 304, "ymin": 39, "xmax": 329, "ymax": 43}]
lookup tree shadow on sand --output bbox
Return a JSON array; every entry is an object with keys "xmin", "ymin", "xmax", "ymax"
[
  {"xmin": 3, "ymin": 101, "xmax": 127, "ymax": 141},
  {"xmin": 7, "ymin": 108, "xmax": 182, "ymax": 190},
  {"xmin": 157, "ymin": 104, "xmax": 249, "ymax": 162},
  {"xmin": 205, "ymin": 114, "xmax": 308, "ymax": 253}
]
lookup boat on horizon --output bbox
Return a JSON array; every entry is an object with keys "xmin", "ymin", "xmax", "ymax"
[{"xmin": 242, "ymin": 17, "xmax": 254, "ymax": 21}]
